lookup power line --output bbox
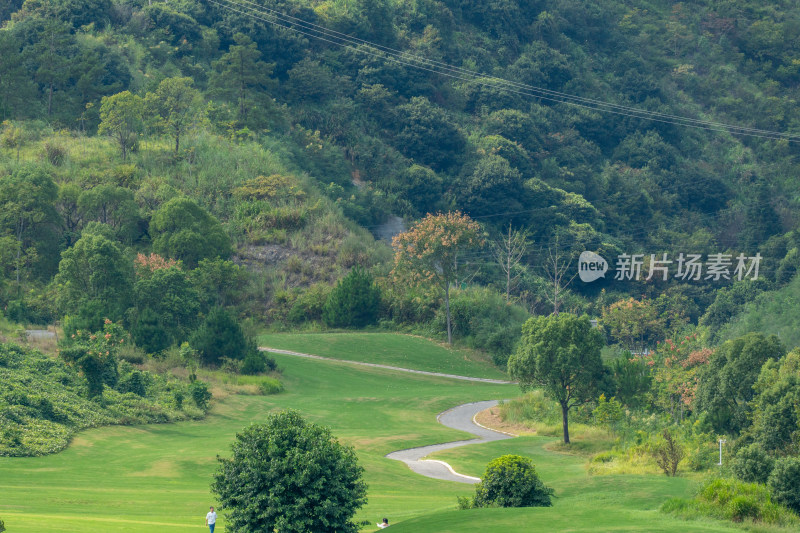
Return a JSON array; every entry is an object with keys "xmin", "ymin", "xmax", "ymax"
[{"xmin": 210, "ymin": 0, "xmax": 800, "ymax": 143}]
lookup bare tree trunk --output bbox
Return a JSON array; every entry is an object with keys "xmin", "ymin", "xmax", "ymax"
[
  {"xmin": 239, "ymin": 52, "xmax": 246, "ymax": 122},
  {"xmin": 542, "ymin": 235, "xmax": 576, "ymax": 315},
  {"xmin": 15, "ymin": 217, "xmax": 24, "ymax": 294},
  {"xmin": 445, "ymin": 282, "xmax": 452, "ymax": 345},
  {"xmin": 561, "ymin": 402, "xmax": 570, "ymax": 444},
  {"xmin": 47, "ymin": 83, "xmax": 53, "ymax": 117},
  {"xmin": 492, "ymin": 224, "xmax": 528, "ymax": 303}
]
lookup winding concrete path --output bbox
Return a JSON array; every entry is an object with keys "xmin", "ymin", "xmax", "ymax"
[
  {"xmin": 260, "ymin": 347, "xmax": 514, "ymax": 384},
  {"xmin": 386, "ymin": 400, "xmax": 514, "ymax": 484},
  {"xmin": 260, "ymin": 347, "xmax": 517, "ymax": 483}
]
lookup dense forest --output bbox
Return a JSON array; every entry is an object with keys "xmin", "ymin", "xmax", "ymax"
[{"xmin": 1, "ymin": 0, "xmax": 799, "ymax": 339}]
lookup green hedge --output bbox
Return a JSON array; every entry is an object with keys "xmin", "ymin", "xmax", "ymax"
[{"xmin": 0, "ymin": 343, "xmax": 204, "ymax": 457}]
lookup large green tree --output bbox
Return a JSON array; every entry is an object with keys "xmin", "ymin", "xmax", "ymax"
[
  {"xmin": 508, "ymin": 313, "xmax": 605, "ymax": 444},
  {"xmin": 322, "ymin": 266, "xmax": 381, "ymax": 328},
  {"xmin": 212, "ymin": 410, "xmax": 367, "ymax": 533},
  {"xmin": 749, "ymin": 348, "xmax": 800, "ymax": 454},
  {"xmin": 460, "ymin": 155, "xmax": 529, "ymax": 223},
  {"xmin": 132, "ymin": 265, "xmax": 200, "ymax": 346},
  {"xmin": 0, "ymin": 165, "xmax": 60, "ymax": 287},
  {"xmin": 78, "ymin": 184, "xmax": 141, "ymax": 243},
  {"xmin": 0, "ymin": 31, "xmax": 37, "ymax": 119},
  {"xmin": 98, "ymin": 91, "xmax": 143, "ymax": 161},
  {"xmin": 394, "ymin": 96, "xmax": 465, "ymax": 172},
  {"xmin": 694, "ymin": 333, "xmax": 785, "ymax": 433},
  {"xmin": 149, "ymin": 197, "xmax": 231, "ymax": 268},
  {"xmin": 209, "ymin": 32, "xmax": 276, "ymax": 127},
  {"xmin": 54, "ymin": 226, "xmax": 133, "ymax": 321},
  {"xmin": 189, "ymin": 307, "xmax": 251, "ymax": 367},
  {"xmin": 144, "ymin": 76, "xmax": 201, "ymax": 153},
  {"xmin": 20, "ymin": 18, "xmax": 76, "ymax": 118},
  {"xmin": 392, "ymin": 211, "xmax": 482, "ymax": 344}
]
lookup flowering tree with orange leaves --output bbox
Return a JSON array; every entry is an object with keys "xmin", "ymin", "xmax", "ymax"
[
  {"xmin": 602, "ymin": 297, "xmax": 665, "ymax": 354},
  {"xmin": 632, "ymin": 330, "xmax": 711, "ymax": 421},
  {"xmin": 392, "ymin": 212, "xmax": 483, "ymax": 344},
  {"xmin": 134, "ymin": 252, "xmax": 179, "ymax": 276}
]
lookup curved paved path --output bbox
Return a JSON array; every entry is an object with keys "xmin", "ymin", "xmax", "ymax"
[
  {"xmin": 260, "ymin": 347, "xmax": 514, "ymax": 384},
  {"xmin": 386, "ymin": 400, "xmax": 514, "ymax": 484},
  {"xmin": 261, "ymin": 347, "xmax": 516, "ymax": 483}
]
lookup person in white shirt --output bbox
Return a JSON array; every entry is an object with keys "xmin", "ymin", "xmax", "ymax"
[
  {"xmin": 205, "ymin": 506, "xmax": 217, "ymax": 533},
  {"xmin": 377, "ymin": 517, "xmax": 389, "ymax": 528}
]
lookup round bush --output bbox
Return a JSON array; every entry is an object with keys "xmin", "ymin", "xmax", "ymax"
[
  {"xmin": 727, "ymin": 495, "xmax": 761, "ymax": 522},
  {"xmin": 732, "ymin": 444, "xmax": 775, "ymax": 484},
  {"xmin": 240, "ymin": 350, "xmax": 276, "ymax": 375},
  {"xmin": 768, "ymin": 457, "xmax": 800, "ymax": 514},
  {"xmin": 473, "ymin": 454, "xmax": 554, "ymax": 508},
  {"xmin": 212, "ymin": 410, "xmax": 366, "ymax": 532}
]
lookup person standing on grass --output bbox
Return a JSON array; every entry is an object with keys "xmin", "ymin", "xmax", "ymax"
[{"xmin": 205, "ymin": 506, "xmax": 217, "ymax": 532}]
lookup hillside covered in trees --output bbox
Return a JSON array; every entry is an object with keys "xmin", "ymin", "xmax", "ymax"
[{"xmin": 1, "ymin": 0, "xmax": 799, "ymax": 343}]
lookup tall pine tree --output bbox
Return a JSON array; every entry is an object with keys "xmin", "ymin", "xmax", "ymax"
[{"xmin": 323, "ymin": 267, "xmax": 381, "ymax": 328}]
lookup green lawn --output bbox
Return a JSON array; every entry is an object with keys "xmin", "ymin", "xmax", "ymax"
[
  {"xmin": 258, "ymin": 331, "xmax": 508, "ymax": 379},
  {"xmin": 1, "ymin": 338, "xmax": 746, "ymax": 532}
]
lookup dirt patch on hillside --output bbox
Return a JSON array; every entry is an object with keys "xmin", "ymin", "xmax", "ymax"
[{"xmin": 474, "ymin": 406, "xmax": 534, "ymax": 436}]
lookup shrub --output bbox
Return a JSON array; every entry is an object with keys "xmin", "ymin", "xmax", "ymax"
[
  {"xmin": 241, "ymin": 350, "xmax": 276, "ymax": 375},
  {"xmin": 219, "ymin": 356, "xmax": 243, "ymax": 374},
  {"xmin": 727, "ymin": 495, "xmax": 761, "ymax": 522},
  {"xmin": 732, "ymin": 444, "xmax": 775, "ymax": 484},
  {"xmin": 189, "ymin": 380, "xmax": 212, "ymax": 410},
  {"xmin": 469, "ymin": 454, "xmax": 554, "ymax": 508},
  {"xmin": 118, "ymin": 370, "xmax": 147, "ymax": 397},
  {"xmin": 432, "ymin": 287, "xmax": 528, "ymax": 366},
  {"xmin": 43, "ymin": 141, "xmax": 67, "ymax": 166},
  {"xmin": 592, "ymin": 394, "xmax": 624, "ymax": 429},
  {"xmin": 190, "ymin": 307, "xmax": 250, "ymax": 366},
  {"xmin": 117, "ymin": 343, "xmax": 147, "ymax": 364},
  {"xmin": 768, "ymin": 457, "xmax": 800, "ymax": 514},
  {"xmin": 323, "ymin": 266, "xmax": 381, "ymax": 328},
  {"xmin": 654, "ymin": 429, "xmax": 684, "ymax": 476},
  {"xmin": 77, "ymin": 352, "xmax": 105, "ymax": 398},
  {"xmin": 591, "ymin": 451, "xmax": 617, "ymax": 464},
  {"xmin": 0, "ymin": 342, "xmax": 204, "ymax": 457},
  {"xmin": 173, "ymin": 389, "xmax": 185, "ymax": 409},
  {"xmin": 287, "ymin": 282, "xmax": 332, "ymax": 324},
  {"xmin": 665, "ymin": 477, "xmax": 800, "ymax": 527},
  {"xmin": 258, "ymin": 377, "xmax": 284, "ymax": 395}
]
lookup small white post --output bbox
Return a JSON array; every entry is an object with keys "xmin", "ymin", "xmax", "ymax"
[{"xmin": 717, "ymin": 439, "xmax": 726, "ymax": 466}]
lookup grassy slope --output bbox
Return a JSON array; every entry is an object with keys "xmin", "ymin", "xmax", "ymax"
[
  {"xmin": 1, "ymin": 341, "xmax": 744, "ymax": 533},
  {"xmin": 718, "ymin": 275, "xmax": 800, "ymax": 350},
  {"xmin": 259, "ymin": 332, "xmax": 508, "ymax": 379}
]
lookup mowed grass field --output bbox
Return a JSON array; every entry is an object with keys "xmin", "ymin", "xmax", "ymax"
[
  {"xmin": 258, "ymin": 332, "xmax": 508, "ymax": 380},
  {"xmin": 2, "ymin": 334, "xmax": 742, "ymax": 532}
]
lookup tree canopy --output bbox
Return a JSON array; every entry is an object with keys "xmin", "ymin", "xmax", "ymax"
[
  {"xmin": 149, "ymin": 197, "xmax": 231, "ymax": 268},
  {"xmin": 508, "ymin": 313, "xmax": 605, "ymax": 444},
  {"xmin": 392, "ymin": 211, "xmax": 482, "ymax": 344},
  {"xmin": 212, "ymin": 410, "xmax": 367, "ymax": 533}
]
